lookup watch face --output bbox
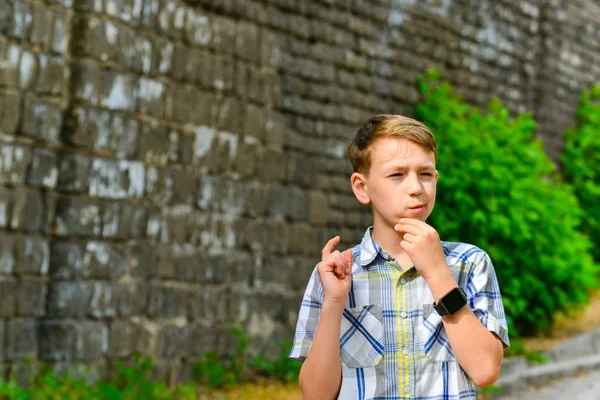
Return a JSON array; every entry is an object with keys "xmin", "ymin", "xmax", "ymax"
[{"xmin": 436, "ymin": 287, "xmax": 467, "ymax": 316}]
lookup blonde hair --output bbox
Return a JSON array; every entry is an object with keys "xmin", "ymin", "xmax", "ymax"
[{"xmin": 348, "ymin": 114, "xmax": 437, "ymax": 175}]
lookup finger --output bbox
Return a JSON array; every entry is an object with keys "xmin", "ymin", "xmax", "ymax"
[
  {"xmin": 403, "ymin": 233, "xmax": 418, "ymax": 242},
  {"xmin": 400, "ymin": 240, "xmax": 412, "ymax": 251},
  {"xmin": 394, "ymin": 223, "xmax": 421, "ymax": 235},
  {"xmin": 343, "ymin": 250, "xmax": 353, "ymax": 275},
  {"xmin": 331, "ymin": 250, "xmax": 344, "ymax": 278},
  {"xmin": 399, "ymin": 218, "xmax": 429, "ymax": 228},
  {"xmin": 322, "ymin": 236, "xmax": 340, "ymax": 261}
]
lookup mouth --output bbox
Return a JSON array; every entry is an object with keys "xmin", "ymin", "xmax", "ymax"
[{"xmin": 409, "ymin": 204, "xmax": 426, "ymax": 211}]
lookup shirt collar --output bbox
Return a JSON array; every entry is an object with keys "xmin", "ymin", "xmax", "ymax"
[{"xmin": 359, "ymin": 227, "xmax": 385, "ymax": 267}]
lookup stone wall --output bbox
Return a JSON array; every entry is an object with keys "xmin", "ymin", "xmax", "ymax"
[{"xmin": 0, "ymin": 0, "xmax": 599, "ymax": 381}]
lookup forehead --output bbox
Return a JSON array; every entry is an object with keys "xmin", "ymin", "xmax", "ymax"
[{"xmin": 370, "ymin": 138, "xmax": 436, "ymax": 168}]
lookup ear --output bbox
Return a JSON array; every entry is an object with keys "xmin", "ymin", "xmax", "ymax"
[
  {"xmin": 351, "ymin": 172, "xmax": 370, "ymax": 205},
  {"xmin": 435, "ymin": 169, "xmax": 439, "ymax": 182}
]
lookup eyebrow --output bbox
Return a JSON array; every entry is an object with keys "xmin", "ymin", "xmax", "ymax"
[{"xmin": 386, "ymin": 163, "xmax": 436, "ymax": 170}]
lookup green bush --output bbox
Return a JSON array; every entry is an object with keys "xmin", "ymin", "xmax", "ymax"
[
  {"xmin": 0, "ymin": 355, "xmax": 197, "ymax": 400},
  {"xmin": 415, "ymin": 70, "xmax": 599, "ymax": 336},
  {"xmin": 561, "ymin": 84, "xmax": 600, "ymax": 262}
]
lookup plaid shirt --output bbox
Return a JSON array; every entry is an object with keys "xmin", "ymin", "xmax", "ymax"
[{"xmin": 290, "ymin": 227, "xmax": 510, "ymax": 399}]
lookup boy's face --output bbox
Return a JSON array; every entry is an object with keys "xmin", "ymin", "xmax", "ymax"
[{"xmin": 352, "ymin": 138, "xmax": 438, "ymax": 226}]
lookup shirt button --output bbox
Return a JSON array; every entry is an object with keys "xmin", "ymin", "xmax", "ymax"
[
  {"xmin": 404, "ymin": 387, "xmax": 410, "ymax": 393},
  {"xmin": 400, "ymin": 311, "xmax": 408, "ymax": 318},
  {"xmin": 400, "ymin": 278, "xmax": 407, "ymax": 285},
  {"xmin": 402, "ymin": 348, "xmax": 409, "ymax": 355}
]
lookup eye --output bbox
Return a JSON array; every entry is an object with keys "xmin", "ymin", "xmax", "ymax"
[
  {"xmin": 389, "ymin": 173, "xmax": 404, "ymax": 178},
  {"xmin": 421, "ymin": 173, "xmax": 433, "ymax": 176}
]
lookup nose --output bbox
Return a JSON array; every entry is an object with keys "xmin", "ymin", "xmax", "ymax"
[{"xmin": 407, "ymin": 173, "xmax": 423, "ymax": 196}]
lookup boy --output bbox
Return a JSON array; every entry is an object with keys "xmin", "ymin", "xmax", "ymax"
[{"xmin": 290, "ymin": 115, "xmax": 509, "ymax": 399}]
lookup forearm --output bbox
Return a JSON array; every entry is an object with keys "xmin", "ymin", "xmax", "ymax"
[
  {"xmin": 299, "ymin": 301, "xmax": 345, "ymax": 400},
  {"xmin": 427, "ymin": 273, "xmax": 504, "ymax": 387}
]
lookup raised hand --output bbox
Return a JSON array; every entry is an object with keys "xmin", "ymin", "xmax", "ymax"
[
  {"xmin": 394, "ymin": 218, "xmax": 448, "ymax": 282},
  {"xmin": 317, "ymin": 236, "xmax": 353, "ymax": 305}
]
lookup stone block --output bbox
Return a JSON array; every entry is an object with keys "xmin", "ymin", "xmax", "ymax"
[
  {"xmin": 6, "ymin": 320, "xmax": 37, "ymax": 361},
  {"xmin": 47, "ymin": 282, "xmax": 93, "ymax": 318},
  {"xmin": 211, "ymin": 54, "xmax": 234, "ymax": 91},
  {"xmin": 0, "ymin": 232, "xmax": 15, "ymax": 274},
  {"xmin": 17, "ymin": 279, "xmax": 47, "ymax": 317},
  {"xmin": 185, "ymin": 8, "xmax": 211, "ymax": 46},
  {"xmin": 153, "ymin": 37, "xmax": 174, "ymax": 75},
  {"xmin": 36, "ymin": 54, "xmax": 67, "ymax": 96},
  {"xmin": 136, "ymin": 77, "xmax": 165, "ymax": 118},
  {"xmin": 54, "ymin": 196, "xmax": 102, "ymax": 237},
  {"xmin": 137, "ymin": 123, "xmax": 172, "ymax": 166},
  {"xmin": 56, "ymin": 152, "xmax": 92, "ymax": 193},
  {"xmin": 100, "ymin": 70, "xmax": 137, "ymax": 112},
  {"xmin": 71, "ymin": 63, "xmax": 101, "ymax": 105},
  {"xmin": 21, "ymin": 95, "xmax": 63, "ymax": 144},
  {"xmin": 51, "ymin": 8, "xmax": 71, "ymax": 54},
  {"xmin": 74, "ymin": 321, "xmax": 108, "ymax": 360},
  {"xmin": 88, "ymin": 158, "xmax": 145, "ymax": 200},
  {"xmin": 161, "ymin": 325, "xmax": 188, "ymax": 358},
  {"xmin": 260, "ymin": 28, "xmax": 282, "ymax": 68},
  {"xmin": 27, "ymin": 148, "xmax": 58, "ymax": 189},
  {"xmin": 0, "ymin": 279, "xmax": 17, "ymax": 317},
  {"xmin": 19, "ymin": 51, "xmax": 38, "ymax": 90},
  {"xmin": 84, "ymin": 241, "xmax": 127, "ymax": 279},
  {"xmin": 0, "ymin": 92, "xmax": 22, "ymax": 136},
  {"xmin": 39, "ymin": 320, "xmax": 77, "ymax": 361},
  {"xmin": 88, "ymin": 282, "xmax": 117, "ymax": 319},
  {"xmin": 10, "ymin": 188, "xmax": 45, "ymax": 232},
  {"xmin": 114, "ymin": 203, "xmax": 150, "ymax": 239},
  {"xmin": 0, "ymin": 44, "xmax": 21, "ymax": 88},
  {"xmin": 108, "ymin": 321, "xmax": 136, "ymax": 358},
  {"xmin": 4, "ymin": 1, "xmax": 31, "ymax": 40},
  {"xmin": 190, "ymin": 90, "xmax": 218, "ymax": 127},
  {"xmin": 14, "ymin": 236, "xmax": 50, "ymax": 276},
  {"xmin": 116, "ymin": 282, "xmax": 147, "ymax": 317},
  {"xmin": 210, "ymin": 15, "xmax": 236, "ymax": 54},
  {"xmin": 128, "ymin": 240, "xmax": 156, "ymax": 278},
  {"xmin": 29, "ymin": 2, "xmax": 52, "ymax": 47},
  {"xmin": 215, "ymin": 96, "xmax": 241, "ymax": 133},
  {"xmin": 0, "ymin": 144, "xmax": 31, "ymax": 185},
  {"xmin": 235, "ymin": 21, "xmax": 259, "ymax": 64},
  {"xmin": 49, "ymin": 241, "xmax": 85, "ymax": 280}
]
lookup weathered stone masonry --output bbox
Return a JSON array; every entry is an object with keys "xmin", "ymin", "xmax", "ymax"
[{"xmin": 0, "ymin": 0, "xmax": 599, "ymax": 380}]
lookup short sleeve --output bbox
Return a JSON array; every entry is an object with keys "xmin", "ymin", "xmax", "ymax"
[
  {"xmin": 289, "ymin": 266, "xmax": 324, "ymax": 362},
  {"xmin": 467, "ymin": 252, "xmax": 510, "ymax": 349}
]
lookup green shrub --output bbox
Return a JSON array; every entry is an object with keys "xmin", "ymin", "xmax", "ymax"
[
  {"xmin": 251, "ymin": 340, "xmax": 302, "ymax": 383},
  {"xmin": 561, "ymin": 84, "xmax": 600, "ymax": 262},
  {"xmin": 0, "ymin": 355, "xmax": 197, "ymax": 400},
  {"xmin": 415, "ymin": 70, "xmax": 599, "ymax": 336}
]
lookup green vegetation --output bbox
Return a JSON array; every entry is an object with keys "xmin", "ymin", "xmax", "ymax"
[
  {"xmin": 0, "ymin": 356, "xmax": 196, "ymax": 400},
  {"xmin": 561, "ymin": 84, "xmax": 600, "ymax": 262},
  {"xmin": 192, "ymin": 327, "xmax": 300, "ymax": 389},
  {"xmin": 415, "ymin": 70, "xmax": 599, "ymax": 336},
  {"xmin": 0, "ymin": 329, "xmax": 300, "ymax": 399}
]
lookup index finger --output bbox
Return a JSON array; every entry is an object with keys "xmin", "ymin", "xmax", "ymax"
[{"xmin": 322, "ymin": 236, "xmax": 340, "ymax": 261}]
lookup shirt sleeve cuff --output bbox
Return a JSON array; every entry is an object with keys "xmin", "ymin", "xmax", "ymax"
[
  {"xmin": 478, "ymin": 311, "xmax": 510, "ymax": 349},
  {"xmin": 289, "ymin": 340, "xmax": 313, "ymax": 362}
]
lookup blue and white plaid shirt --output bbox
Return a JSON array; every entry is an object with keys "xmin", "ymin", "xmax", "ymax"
[{"xmin": 290, "ymin": 227, "xmax": 510, "ymax": 399}]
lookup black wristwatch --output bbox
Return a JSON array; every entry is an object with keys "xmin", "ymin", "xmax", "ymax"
[{"xmin": 433, "ymin": 287, "xmax": 467, "ymax": 316}]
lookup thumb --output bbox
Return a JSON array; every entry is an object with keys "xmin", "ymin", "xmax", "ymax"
[{"xmin": 343, "ymin": 250, "xmax": 353, "ymax": 273}]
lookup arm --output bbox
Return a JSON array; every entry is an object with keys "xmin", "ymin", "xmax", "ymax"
[
  {"xmin": 426, "ymin": 273, "xmax": 504, "ymax": 387},
  {"xmin": 396, "ymin": 219, "xmax": 507, "ymax": 387},
  {"xmin": 298, "ymin": 237, "xmax": 353, "ymax": 400},
  {"xmin": 299, "ymin": 300, "xmax": 345, "ymax": 399}
]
